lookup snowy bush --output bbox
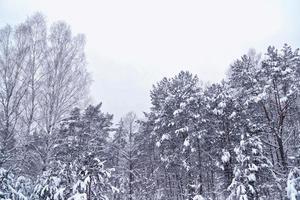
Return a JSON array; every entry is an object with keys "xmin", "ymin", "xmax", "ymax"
[{"xmin": 0, "ymin": 168, "xmax": 29, "ymax": 200}]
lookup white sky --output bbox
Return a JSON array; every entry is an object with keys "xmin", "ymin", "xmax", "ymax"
[{"xmin": 0, "ymin": 0, "xmax": 299, "ymax": 121}]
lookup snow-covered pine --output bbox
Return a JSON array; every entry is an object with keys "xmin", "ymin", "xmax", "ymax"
[
  {"xmin": 149, "ymin": 71, "xmax": 205, "ymax": 199},
  {"xmin": 0, "ymin": 17, "xmax": 299, "ymax": 200},
  {"xmin": 227, "ymin": 133, "xmax": 277, "ymax": 200}
]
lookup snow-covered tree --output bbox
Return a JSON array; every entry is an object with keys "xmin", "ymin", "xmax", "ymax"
[
  {"xmin": 149, "ymin": 71, "xmax": 206, "ymax": 199},
  {"xmin": 32, "ymin": 164, "xmax": 67, "ymax": 200},
  {"xmin": 33, "ymin": 104, "xmax": 114, "ymax": 200},
  {"xmin": 227, "ymin": 133, "xmax": 276, "ymax": 200},
  {"xmin": 287, "ymin": 167, "xmax": 300, "ymax": 200},
  {"xmin": 1, "ymin": 14, "xmax": 300, "ymax": 200}
]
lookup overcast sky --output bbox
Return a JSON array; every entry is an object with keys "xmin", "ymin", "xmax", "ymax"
[{"xmin": 0, "ymin": 0, "xmax": 299, "ymax": 120}]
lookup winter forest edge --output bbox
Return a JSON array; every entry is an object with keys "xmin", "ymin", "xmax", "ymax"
[{"xmin": 0, "ymin": 13, "xmax": 300, "ymax": 200}]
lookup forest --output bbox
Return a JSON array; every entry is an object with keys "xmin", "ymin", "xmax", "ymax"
[{"xmin": 0, "ymin": 13, "xmax": 300, "ymax": 200}]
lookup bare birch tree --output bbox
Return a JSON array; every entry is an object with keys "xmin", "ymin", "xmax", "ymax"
[{"xmin": 0, "ymin": 24, "xmax": 29, "ymax": 167}]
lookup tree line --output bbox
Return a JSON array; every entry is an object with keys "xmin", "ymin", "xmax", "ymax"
[{"xmin": 0, "ymin": 14, "xmax": 300, "ymax": 200}]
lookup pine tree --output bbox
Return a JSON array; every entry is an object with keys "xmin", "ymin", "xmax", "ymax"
[
  {"xmin": 227, "ymin": 133, "xmax": 276, "ymax": 200},
  {"xmin": 149, "ymin": 71, "xmax": 203, "ymax": 199}
]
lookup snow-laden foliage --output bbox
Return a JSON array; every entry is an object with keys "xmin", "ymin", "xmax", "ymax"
[
  {"xmin": 0, "ymin": 168, "xmax": 30, "ymax": 200},
  {"xmin": 149, "ymin": 71, "xmax": 205, "ymax": 199},
  {"xmin": 31, "ymin": 104, "xmax": 115, "ymax": 200},
  {"xmin": 193, "ymin": 194, "xmax": 206, "ymax": 200},
  {"xmin": 33, "ymin": 168, "xmax": 66, "ymax": 200},
  {"xmin": 0, "ymin": 14, "xmax": 299, "ymax": 200},
  {"xmin": 227, "ymin": 134, "xmax": 277, "ymax": 200},
  {"xmin": 287, "ymin": 168, "xmax": 300, "ymax": 200},
  {"xmin": 69, "ymin": 156, "xmax": 113, "ymax": 200}
]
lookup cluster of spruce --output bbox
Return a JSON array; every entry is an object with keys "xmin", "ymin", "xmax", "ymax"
[{"xmin": 1, "ymin": 14, "xmax": 300, "ymax": 200}]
